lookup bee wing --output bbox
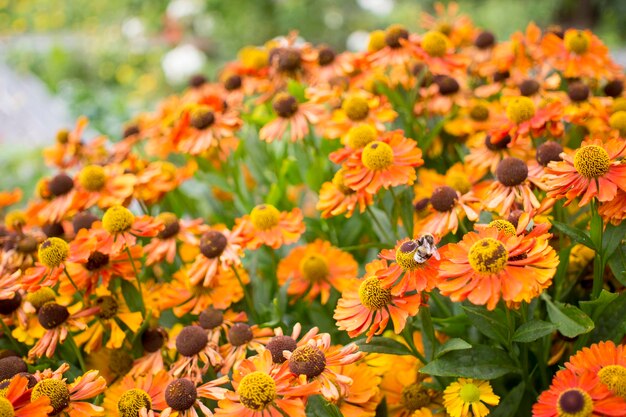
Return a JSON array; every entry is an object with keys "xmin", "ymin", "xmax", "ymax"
[{"xmin": 432, "ymin": 249, "xmax": 441, "ymax": 261}]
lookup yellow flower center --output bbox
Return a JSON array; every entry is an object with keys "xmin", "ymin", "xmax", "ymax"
[
  {"xmin": 368, "ymin": 30, "xmax": 387, "ymax": 52},
  {"xmin": 288, "ymin": 344, "xmax": 327, "ymax": 378},
  {"xmin": 613, "ymin": 98, "xmax": 626, "ymax": 113},
  {"xmin": 95, "ymin": 295, "xmax": 119, "ymax": 319},
  {"xmin": 300, "ymin": 254, "xmax": 330, "ymax": 282},
  {"xmin": 4, "ymin": 211, "xmax": 26, "ymax": 230},
  {"xmin": 78, "ymin": 165, "xmax": 106, "ymax": 191},
  {"xmin": 468, "ymin": 238, "xmax": 508, "ymax": 274},
  {"xmin": 488, "ymin": 220, "xmax": 516, "ymax": 236},
  {"xmin": 332, "ymin": 169, "xmax": 355, "ymax": 195},
  {"xmin": 564, "ymin": 30, "xmax": 590, "ymax": 55},
  {"xmin": 250, "ymin": 204, "xmax": 280, "ymax": 231},
  {"xmin": 470, "ymin": 104, "xmax": 490, "ymax": 121},
  {"xmin": 609, "ymin": 111, "xmax": 626, "ymax": 136},
  {"xmin": 401, "ymin": 383, "xmax": 431, "ymax": 412},
  {"xmin": 38, "ymin": 237, "xmax": 69, "ymax": 268},
  {"xmin": 237, "ymin": 371, "xmax": 277, "ymax": 411},
  {"xmin": 102, "ymin": 205, "xmax": 135, "ymax": 234},
  {"xmin": 459, "ymin": 383, "xmax": 481, "ymax": 403},
  {"xmin": 598, "ymin": 365, "xmax": 626, "ymax": 398},
  {"xmin": 506, "ymin": 97, "xmax": 535, "ymax": 124},
  {"xmin": 32, "ymin": 378, "xmax": 70, "ymax": 415},
  {"xmin": 238, "ymin": 46, "xmax": 268, "ymax": 70},
  {"xmin": 0, "ymin": 397, "xmax": 13, "ymax": 417},
  {"xmin": 573, "ymin": 145, "xmax": 610, "ymax": 179},
  {"xmin": 395, "ymin": 240, "xmax": 421, "ymax": 271},
  {"xmin": 26, "ymin": 288, "xmax": 57, "ymax": 310},
  {"xmin": 445, "ymin": 171, "xmax": 472, "ymax": 194},
  {"xmin": 118, "ymin": 389, "xmax": 152, "ymax": 417},
  {"xmin": 347, "ymin": 124, "xmax": 377, "ymax": 149},
  {"xmin": 342, "ymin": 96, "xmax": 370, "ymax": 121},
  {"xmin": 557, "ymin": 388, "xmax": 593, "ymax": 417},
  {"xmin": 422, "ymin": 31, "xmax": 448, "ymax": 57},
  {"xmin": 56, "ymin": 129, "xmax": 69, "ymax": 144},
  {"xmin": 160, "ymin": 161, "xmax": 178, "ymax": 180},
  {"xmin": 362, "ymin": 141, "xmax": 394, "ymax": 171},
  {"xmin": 358, "ymin": 277, "xmax": 392, "ymax": 310}
]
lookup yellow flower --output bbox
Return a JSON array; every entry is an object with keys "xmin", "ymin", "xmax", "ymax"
[{"xmin": 443, "ymin": 378, "xmax": 499, "ymax": 417}]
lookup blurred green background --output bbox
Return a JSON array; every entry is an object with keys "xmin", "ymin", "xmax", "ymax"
[{"xmin": 1, "ymin": 0, "xmax": 625, "ymax": 193}]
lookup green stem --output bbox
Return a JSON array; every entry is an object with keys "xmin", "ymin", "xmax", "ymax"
[
  {"xmin": 125, "ymin": 246, "xmax": 146, "ymax": 316},
  {"xmin": 0, "ymin": 319, "xmax": 24, "ymax": 355},
  {"xmin": 67, "ymin": 333, "xmax": 86, "ymax": 372},
  {"xmin": 63, "ymin": 268, "xmax": 82, "ymax": 297},
  {"xmin": 590, "ymin": 199, "xmax": 604, "ymax": 299},
  {"xmin": 231, "ymin": 265, "xmax": 257, "ymax": 322},
  {"xmin": 389, "ymin": 187, "xmax": 400, "ymax": 238}
]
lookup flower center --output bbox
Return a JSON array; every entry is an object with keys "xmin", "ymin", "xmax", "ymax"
[
  {"xmin": 118, "ymin": 389, "xmax": 152, "ymax": 417},
  {"xmin": 485, "ymin": 134, "xmax": 511, "ymax": 151},
  {"xmin": 430, "ymin": 186, "xmax": 458, "ymax": 212},
  {"xmin": 459, "ymin": 383, "xmax": 481, "ymax": 403},
  {"xmin": 275, "ymin": 48, "xmax": 301, "ymax": 72},
  {"xmin": 435, "ymin": 75, "xmax": 460, "ymax": 95},
  {"xmin": 300, "ymin": 255, "xmax": 330, "ymax": 282},
  {"xmin": 598, "ymin": 365, "xmax": 626, "ymax": 398},
  {"xmin": 557, "ymin": 388, "xmax": 592, "ymax": 417},
  {"xmin": 190, "ymin": 107, "xmax": 215, "ymax": 130},
  {"xmin": 86, "ymin": 251, "xmax": 110, "ymax": 271},
  {"xmin": 250, "ymin": 205, "xmax": 280, "ymax": 231},
  {"xmin": 318, "ymin": 46, "xmax": 336, "ymax": 66},
  {"xmin": 72, "ymin": 211, "xmax": 98, "ymax": 232},
  {"xmin": 224, "ymin": 74, "xmax": 242, "ymax": 91},
  {"xmin": 536, "ymin": 141, "xmax": 563, "ymax": 166},
  {"xmin": 519, "ymin": 79, "xmax": 540, "ymax": 96},
  {"xmin": 342, "ymin": 96, "xmax": 370, "ymax": 121},
  {"xmin": 332, "ymin": 169, "xmax": 354, "ymax": 195},
  {"xmin": 347, "ymin": 125, "xmax": 377, "ymax": 149},
  {"xmin": 0, "ymin": 397, "xmax": 14, "ymax": 417},
  {"xmin": 78, "ymin": 165, "xmax": 106, "ymax": 191},
  {"xmin": 488, "ymin": 220, "xmax": 516, "ymax": 236},
  {"xmin": 229, "ymin": 323, "xmax": 253, "ymax": 347},
  {"xmin": 506, "ymin": 97, "xmax": 535, "ymax": 124},
  {"xmin": 157, "ymin": 213, "xmax": 180, "ymax": 239},
  {"xmin": 16, "ymin": 235, "xmax": 38, "ymax": 254},
  {"xmin": 609, "ymin": 111, "xmax": 626, "ymax": 136},
  {"xmin": 266, "ymin": 335, "xmax": 297, "ymax": 364},
  {"xmin": 0, "ymin": 356, "xmax": 27, "ymax": 382},
  {"xmin": 605, "ymin": 80, "xmax": 624, "ymax": 98},
  {"xmin": 108, "ymin": 349, "xmax": 134, "ymax": 377},
  {"xmin": 38, "ymin": 302, "xmax": 70, "ymax": 329},
  {"xmin": 468, "ymin": 238, "xmax": 508, "ymax": 274},
  {"xmin": 26, "ymin": 288, "xmax": 56, "ymax": 310},
  {"xmin": 56, "ymin": 129, "xmax": 69, "ymax": 144},
  {"xmin": 0, "ymin": 292, "xmax": 21, "ymax": 315},
  {"xmin": 469, "ymin": 104, "xmax": 490, "ymax": 121},
  {"xmin": 38, "ymin": 237, "xmax": 69, "ymax": 268},
  {"xmin": 199, "ymin": 307, "xmax": 224, "ymax": 330},
  {"xmin": 401, "ymin": 383, "xmax": 430, "ymax": 412},
  {"xmin": 102, "ymin": 205, "xmax": 135, "ymax": 234},
  {"xmin": 573, "ymin": 145, "xmax": 610, "ymax": 178},
  {"xmin": 368, "ymin": 30, "xmax": 386, "ymax": 52},
  {"xmin": 95, "ymin": 296, "xmax": 119, "ymax": 319},
  {"xmin": 237, "ymin": 371, "xmax": 277, "ymax": 411},
  {"xmin": 385, "ymin": 24, "xmax": 409, "ymax": 48},
  {"xmin": 445, "ymin": 172, "xmax": 472, "ymax": 194},
  {"xmin": 422, "ymin": 31, "xmax": 448, "ymax": 57},
  {"xmin": 564, "ymin": 30, "xmax": 590, "ymax": 55},
  {"xmin": 141, "ymin": 328, "xmax": 166, "ymax": 353},
  {"xmin": 358, "ymin": 277, "xmax": 392, "ymax": 310},
  {"xmin": 395, "ymin": 240, "xmax": 421, "ymax": 270},
  {"xmin": 362, "ymin": 141, "xmax": 394, "ymax": 171},
  {"xmin": 176, "ymin": 326, "xmax": 208, "ymax": 357},
  {"xmin": 165, "ymin": 379, "xmax": 198, "ymax": 411},
  {"xmin": 568, "ymin": 82, "xmax": 590, "ymax": 102},
  {"xmin": 4, "ymin": 211, "xmax": 26, "ymax": 230},
  {"xmin": 32, "ymin": 378, "xmax": 70, "ymax": 415},
  {"xmin": 475, "ymin": 30, "xmax": 496, "ymax": 48},
  {"xmin": 272, "ymin": 93, "xmax": 299, "ymax": 118},
  {"xmin": 48, "ymin": 173, "xmax": 74, "ymax": 197},
  {"xmin": 200, "ymin": 230, "xmax": 228, "ymax": 259},
  {"xmin": 496, "ymin": 157, "xmax": 528, "ymax": 186},
  {"xmin": 288, "ymin": 345, "xmax": 326, "ymax": 378}
]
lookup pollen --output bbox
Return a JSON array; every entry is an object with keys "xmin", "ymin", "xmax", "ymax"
[
  {"xmin": 422, "ymin": 31, "xmax": 448, "ymax": 57},
  {"xmin": 288, "ymin": 344, "xmax": 326, "ymax": 378},
  {"xmin": 468, "ymin": 238, "xmax": 508, "ymax": 274},
  {"xmin": 368, "ymin": 30, "xmax": 387, "ymax": 52},
  {"xmin": 506, "ymin": 97, "xmax": 535, "ymax": 124},
  {"xmin": 573, "ymin": 145, "xmax": 610, "ymax": 179},
  {"xmin": 78, "ymin": 165, "xmax": 106, "ymax": 191},
  {"xmin": 362, "ymin": 141, "xmax": 394, "ymax": 171},
  {"xmin": 459, "ymin": 382, "xmax": 481, "ymax": 403},
  {"xmin": 445, "ymin": 171, "xmax": 472, "ymax": 194},
  {"xmin": 564, "ymin": 30, "xmax": 590, "ymax": 55},
  {"xmin": 95, "ymin": 295, "xmax": 119, "ymax": 319},
  {"xmin": 0, "ymin": 397, "xmax": 13, "ymax": 417},
  {"xmin": 238, "ymin": 371, "xmax": 277, "ymax": 411},
  {"xmin": 32, "ymin": 378, "xmax": 70, "ymax": 415},
  {"xmin": 347, "ymin": 124, "xmax": 377, "ymax": 149},
  {"xmin": 359, "ymin": 277, "xmax": 392, "ymax": 310},
  {"xmin": 332, "ymin": 169, "xmax": 355, "ymax": 195},
  {"xmin": 26, "ymin": 288, "xmax": 56, "ymax": 310},
  {"xmin": 250, "ymin": 204, "xmax": 280, "ymax": 231},
  {"xmin": 609, "ymin": 110, "xmax": 626, "ymax": 136},
  {"xmin": 488, "ymin": 220, "xmax": 516, "ymax": 236},
  {"xmin": 598, "ymin": 365, "xmax": 626, "ymax": 398},
  {"xmin": 342, "ymin": 96, "xmax": 370, "ymax": 121},
  {"xmin": 4, "ymin": 210, "xmax": 26, "ymax": 230},
  {"xmin": 300, "ymin": 254, "xmax": 330, "ymax": 282},
  {"xmin": 38, "ymin": 237, "xmax": 69, "ymax": 268},
  {"xmin": 272, "ymin": 93, "xmax": 299, "ymax": 118},
  {"xmin": 117, "ymin": 388, "xmax": 152, "ymax": 417},
  {"xmin": 557, "ymin": 388, "xmax": 592, "ymax": 417},
  {"xmin": 401, "ymin": 383, "xmax": 430, "ymax": 412},
  {"xmin": 395, "ymin": 240, "xmax": 420, "ymax": 270},
  {"xmin": 102, "ymin": 205, "xmax": 135, "ymax": 234}
]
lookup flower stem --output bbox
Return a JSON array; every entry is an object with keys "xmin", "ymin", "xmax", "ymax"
[
  {"xmin": 589, "ymin": 199, "xmax": 604, "ymax": 299},
  {"xmin": 63, "ymin": 268, "xmax": 82, "ymax": 296},
  {"xmin": 67, "ymin": 333, "xmax": 86, "ymax": 372},
  {"xmin": 231, "ymin": 265, "xmax": 257, "ymax": 322}
]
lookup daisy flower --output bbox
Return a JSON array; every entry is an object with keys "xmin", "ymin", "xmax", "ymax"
[
  {"xmin": 565, "ymin": 341, "xmax": 626, "ymax": 399},
  {"xmin": 96, "ymin": 205, "xmax": 163, "ymax": 255},
  {"xmin": 259, "ymin": 93, "xmax": 325, "ymax": 143},
  {"xmin": 143, "ymin": 213, "xmax": 203, "ymax": 266},
  {"xmin": 160, "ymin": 376, "xmax": 230, "ymax": 417},
  {"xmin": 334, "ymin": 259, "xmax": 422, "ymax": 342},
  {"xmin": 103, "ymin": 370, "xmax": 171, "ymax": 417},
  {"xmin": 35, "ymin": 173, "xmax": 84, "ymax": 224},
  {"xmin": 188, "ymin": 226, "xmax": 243, "ymax": 287},
  {"xmin": 465, "ymin": 132, "xmax": 531, "ymax": 176},
  {"xmin": 129, "ymin": 327, "xmax": 168, "ymax": 378},
  {"xmin": 235, "ymin": 204, "xmax": 305, "ymax": 250},
  {"xmin": 418, "ymin": 185, "xmax": 480, "ymax": 236},
  {"xmin": 219, "ymin": 322, "xmax": 274, "ymax": 374},
  {"xmin": 483, "ymin": 157, "xmax": 541, "ymax": 217},
  {"xmin": 543, "ymin": 138, "xmax": 626, "ymax": 207},
  {"xmin": 330, "ymin": 361, "xmax": 382, "ymax": 417},
  {"xmin": 21, "ymin": 237, "xmax": 70, "ymax": 292},
  {"xmin": 265, "ymin": 322, "xmax": 319, "ymax": 364},
  {"xmin": 169, "ymin": 325, "xmax": 222, "ymax": 383},
  {"xmin": 437, "ymin": 226, "xmax": 559, "ymax": 310},
  {"xmin": 0, "ymin": 374, "xmax": 52, "ymax": 416},
  {"xmin": 443, "ymin": 378, "xmax": 499, "ymax": 417},
  {"xmin": 367, "ymin": 25, "xmax": 417, "ymax": 71},
  {"xmin": 75, "ymin": 164, "xmax": 136, "ymax": 210},
  {"xmin": 316, "ymin": 169, "xmax": 374, "ymax": 219},
  {"xmin": 277, "ymin": 239, "xmax": 357, "ymax": 304}
]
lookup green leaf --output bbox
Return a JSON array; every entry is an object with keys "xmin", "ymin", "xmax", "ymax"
[
  {"xmin": 603, "ymin": 222, "xmax": 626, "ymax": 259},
  {"xmin": 354, "ymin": 337, "xmax": 413, "ymax": 356},
  {"xmin": 490, "ymin": 382, "xmax": 525, "ymax": 417},
  {"xmin": 463, "ymin": 305, "xmax": 510, "ymax": 345},
  {"xmin": 580, "ymin": 290, "xmax": 619, "ymax": 319},
  {"xmin": 420, "ymin": 346, "xmax": 518, "ymax": 379},
  {"xmin": 367, "ymin": 206, "xmax": 395, "ymax": 242},
  {"xmin": 435, "ymin": 338, "xmax": 472, "ymax": 358},
  {"xmin": 120, "ymin": 279, "xmax": 144, "ymax": 315},
  {"xmin": 589, "ymin": 292, "xmax": 626, "ymax": 343},
  {"xmin": 608, "ymin": 245, "xmax": 626, "ymax": 286},
  {"xmin": 551, "ymin": 221, "xmax": 595, "ymax": 249},
  {"xmin": 512, "ymin": 320, "xmax": 556, "ymax": 343},
  {"xmin": 544, "ymin": 295, "xmax": 594, "ymax": 338},
  {"xmin": 306, "ymin": 395, "xmax": 344, "ymax": 417}
]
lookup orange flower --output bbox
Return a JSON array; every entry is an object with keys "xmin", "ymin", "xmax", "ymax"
[
  {"xmin": 483, "ymin": 157, "xmax": 541, "ymax": 217},
  {"xmin": 316, "ymin": 169, "xmax": 374, "ymax": 218},
  {"xmin": 215, "ymin": 349, "xmax": 320, "ymax": 417},
  {"xmin": 187, "ymin": 226, "xmax": 243, "ymax": 287},
  {"xmin": 533, "ymin": 369, "xmax": 626, "ymax": 417},
  {"xmin": 74, "ymin": 164, "xmax": 136, "ymax": 210},
  {"xmin": 565, "ymin": 341, "xmax": 626, "ymax": 400},
  {"xmin": 465, "ymin": 133, "xmax": 531, "ymax": 176},
  {"xmin": 103, "ymin": 370, "xmax": 171, "ymax": 417},
  {"xmin": 330, "ymin": 361, "xmax": 382, "ymax": 417},
  {"xmin": 169, "ymin": 325, "xmax": 222, "ymax": 383},
  {"xmin": 235, "ymin": 204, "xmax": 305, "ymax": 250},
  {"xmin": 259, "ymin": 93, "xmax": 325, "ymax": 143},
  {"xmin": 0, "ymin": 188, "xmax": 22, "ymax": 209},
  {"xmin": 0, "ymin": 374, "xmax": 52, "ymax": 416},
  {"xmin": 543, "ymin": 138, "xmax": 626, "ymax": 207},
  {"xmin": 343, "ymin": 130, "xmax": 423, "ymax": 194},
  {"xmin": 367, "ymin": 25, "xmax": 418, "ymax": 71},
  {"xmin": 95, "ymin": 205, "xmax": 163, "ymax": 255},
  {"xmin": 599, "ymin": 189, "xmax": 626, "ymax": 225},
  {"xmin": 160, "ymin": 376, "xmax": 230, "ymax": 417},
  {"xmin": 277, "ymin": 239, "xmax": 357, "ymax": 304},
  {"xmin": 43, "ymin": 116, "xmax": 88, "ymax": 169},
  {"xmin": 143, "ymin": 214, "xmax": 203, "ymax": 265},
  {"xmin": 437, "ymin": 226, "xmax": 559, "ymax": 310},
  {"xmin": 334, "ymin": 259, "xmax": 422, "ymax": 342},
  {"xmin": 417, "ymin": 185, "xmax": 480, "ymax": 236},
  {"xmin": 219, "ymin": 322, "xmax": 274, "ymax": 374}
]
